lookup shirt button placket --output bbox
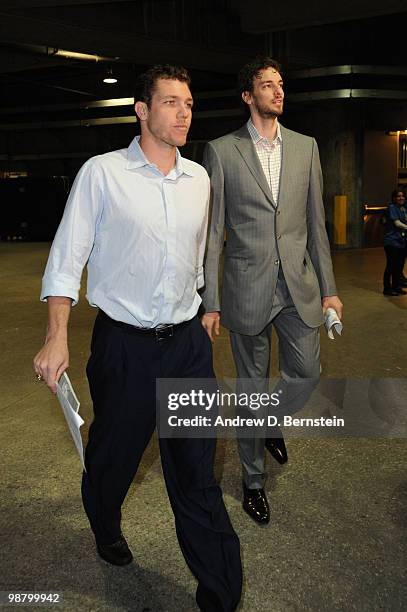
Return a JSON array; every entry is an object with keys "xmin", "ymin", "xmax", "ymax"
[{"xmin": 163, "ymin": 180, "xmax": 176, "ymax": 311}]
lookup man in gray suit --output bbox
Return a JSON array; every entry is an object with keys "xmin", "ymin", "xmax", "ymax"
[{"xmin": 201, "ymin": 56, "xmax": 343, "ymax": 524}]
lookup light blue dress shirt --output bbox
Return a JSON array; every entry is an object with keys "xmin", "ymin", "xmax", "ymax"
[{"xmin": 41, "ymin": 136, "xmax": 210, "ymax": 327}]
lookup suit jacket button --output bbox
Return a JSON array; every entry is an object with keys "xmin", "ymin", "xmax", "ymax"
[
  {"xmin": 274, "ymin": 259, "xmax": 279, "ymax": 265},
  {"xmin": 277, "ymin": 234, "xmax": 281, "ymax": 240}
]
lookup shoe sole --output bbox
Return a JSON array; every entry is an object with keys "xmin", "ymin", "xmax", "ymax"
[
  {"xmin": 96, "ymin": 547, "xmax": 133, "ymax": 566},
  {"xmin": 242, "ymin": 506, "xmax": 270, "ymax": 525}
]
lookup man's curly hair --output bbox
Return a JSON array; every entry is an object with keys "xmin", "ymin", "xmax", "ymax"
[{"xmin": 238, "ymin": 56, "xmax": 282, "ymax": 96}]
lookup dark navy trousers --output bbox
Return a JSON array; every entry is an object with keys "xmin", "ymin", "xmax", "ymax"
[
  {"xmin": 384, "ymin": 245, "xmax": 405, "ymax": 290},
  {"xmin": 81, "ymin": 311, "xmax": 242, "ymax": 612}
]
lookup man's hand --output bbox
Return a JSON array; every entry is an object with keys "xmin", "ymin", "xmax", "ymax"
[
  {"xmin": 33, "ymin": 296, "xmax": 72, "ymax": 394},
  {"xmin": 201, "ymin": 312, "xmax": 220, "ymax": 342},
  {"xmin": 322, "ymin": 295, "xmax": 343, "ymax": 320},
  {"xmin": 34, "ymin": 335, "xmax": 69, "ymax": 394}
]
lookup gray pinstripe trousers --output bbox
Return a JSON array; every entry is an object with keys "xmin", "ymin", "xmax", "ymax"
[{"xmin": 230, "ymin": 270, "xmax": 320, "ymax": 489}]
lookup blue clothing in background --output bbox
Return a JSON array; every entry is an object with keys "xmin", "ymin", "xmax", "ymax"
[{"xmin": 384, "ymin": 203, "xmax": 407, "ymax": 248}]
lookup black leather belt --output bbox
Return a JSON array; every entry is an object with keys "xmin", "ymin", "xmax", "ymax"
[{"xmin": 98, "ymin": 310, "xmax": 195, "ymax": 341}]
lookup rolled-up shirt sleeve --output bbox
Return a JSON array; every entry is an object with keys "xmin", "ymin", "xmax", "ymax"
[{"xmin": 40, "ymin": 159, "xmax": 104, "ymax": 305}]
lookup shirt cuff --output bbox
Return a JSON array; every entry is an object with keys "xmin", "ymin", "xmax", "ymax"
[{"xmin": 40, "ymin": 274, "xmax": 80, "ymax": 306}]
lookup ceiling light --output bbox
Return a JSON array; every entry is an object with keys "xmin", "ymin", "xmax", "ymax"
[
  {"xmin": 49, "ymin": 48, "xmax": 117, "ymax": 62},
  {"xmin": 103, "ymin": 69, "xmax": 118, "ymax": 84}
]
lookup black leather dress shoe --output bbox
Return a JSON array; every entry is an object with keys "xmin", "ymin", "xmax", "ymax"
[
  {"xmin": 242, "ymin": 484, "xmax": 270, "ymax": 524},
  {"xmin": 96, "ymin": 535, "xmax": 133, "ymax": 566},
  {"xmin": 265, "ymin": 436, "xmax": 288, "ymax": 464},
  {"xmin": 383, "ymin": 289, "xmax": 400, "ymax": 296}
]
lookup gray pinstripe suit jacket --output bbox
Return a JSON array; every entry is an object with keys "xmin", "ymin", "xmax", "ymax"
[{"xmin": 201, "ymin": 123, "xmax": 337, "ymax": 335}]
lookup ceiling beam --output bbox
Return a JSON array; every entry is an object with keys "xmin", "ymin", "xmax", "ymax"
[
  {"xmin": 0, "ymin": 109, "xmax": 245, "ymax": 131},
  {"xmin": 0, "ymin": 11, "xmax": 247, "ymax": 74},
  {"xmin": 233, "ymin": 0, "xmax": 407, "ymax": 32},
  {"xmin": 0, "ymin": 1, "xmax": 130, "ymax": 7},
  {"xmin": 0, "ymin": 46, "xmax": 75, "ymax": 73},
  {"xmin": 0, "ymin": 91, "xmax": 239, "ymax": 115}
]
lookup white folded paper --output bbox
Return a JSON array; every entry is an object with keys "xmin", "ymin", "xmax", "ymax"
[
  {"xmin": 56, "ymin": 372, "xmax": 86, "ymax": 470},
  {"xmin": 324, "ymin": 307, "xmax": 343, "ymax": 340}
]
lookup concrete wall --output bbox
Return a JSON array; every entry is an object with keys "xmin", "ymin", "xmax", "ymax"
[
  {"xmin": 284, "ymin": 102, "xmax": 364, "ymax": 249},
  {"xmin": 363, "ymin": 131, "xmax": 398, "ymax": 205}
]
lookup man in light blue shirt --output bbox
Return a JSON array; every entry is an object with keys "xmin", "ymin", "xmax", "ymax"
[{"xmin": 33, "ymin": 65, "xmax": 242, "ymax": 612}]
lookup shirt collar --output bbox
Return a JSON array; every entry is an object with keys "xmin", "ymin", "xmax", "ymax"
[
  {"xmin": 247, "ymin": 118, "xmax": 282, "ymax": 145},
  {"xmin": 126, "ymin": 135, "xmax": 194, "ymax": 177}
]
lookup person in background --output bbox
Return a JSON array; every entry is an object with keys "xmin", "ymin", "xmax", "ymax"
[
  {"xmin": 383, "ymin": 189, "xmax": 407, "ymax": 296},
  {"xmin": 402, "ymin": 193, "xmax": 407, "ymax": 284}
]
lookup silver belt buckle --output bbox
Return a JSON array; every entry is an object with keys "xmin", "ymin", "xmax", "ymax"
[{"xmin": 155, "ymin": 324, "xmax": 174, "ymax": 341}]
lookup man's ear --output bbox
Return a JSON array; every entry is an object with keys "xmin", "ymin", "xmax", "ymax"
[
  {"xmin": 135, "ymin": 101, "xmax": 148, "ymax": 121},
  {"xmin": 241, "ymin": 91, "xmax": 252, "ymax": 106}
]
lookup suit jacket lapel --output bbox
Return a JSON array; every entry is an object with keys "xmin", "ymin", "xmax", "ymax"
[
  {"xmin": 277, "ymin": 125, "xmax": 295, "ymax": 209},
  {"xmin": 233, "ymin": 126, "xmax": 276, "ymax": 208}
]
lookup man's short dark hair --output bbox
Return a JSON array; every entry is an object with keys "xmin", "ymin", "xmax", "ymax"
[
  {"xmin": 238, "ymin": 56, "xmax": 282, "ymax": 96},
  {"xmin": 134, "ymin": 64, "xmax": 191, "ymax": 107}
]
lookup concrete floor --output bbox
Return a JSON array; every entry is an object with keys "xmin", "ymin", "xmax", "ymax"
[{"xmin": 1, "ymin": 243, "xmax": 406, "ymax": 612}]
